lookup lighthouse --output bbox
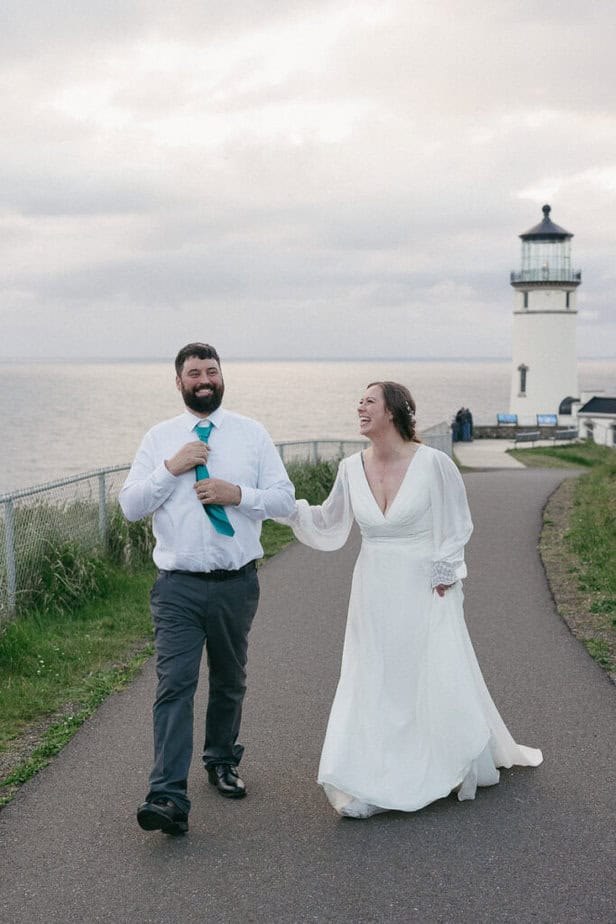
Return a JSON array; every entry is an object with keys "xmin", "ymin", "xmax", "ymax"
[{"xmin": 509, "ymin": 204, "xmax": 581, "ymax": 421}]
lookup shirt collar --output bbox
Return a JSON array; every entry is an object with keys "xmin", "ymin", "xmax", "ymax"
[{"xmin": 182, "ymin": 406, "xmax": 227, "ymax": 431}]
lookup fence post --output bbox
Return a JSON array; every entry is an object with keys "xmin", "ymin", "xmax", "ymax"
[
  {"xmin": 4, "ymin": 499, "xmax": 16, "ymax": 614},
  {"xmin": 311, "ymin": 441, "xmax": 318, "ymax": 464},
  {"xmin": 98, "ymin": 472, "xmax": 107, "ymax": 545}
]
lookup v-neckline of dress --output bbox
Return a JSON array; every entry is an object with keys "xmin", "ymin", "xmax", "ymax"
[{"xmin": 359, "ymin": 444, "xmax": 424, "ymax": 520}]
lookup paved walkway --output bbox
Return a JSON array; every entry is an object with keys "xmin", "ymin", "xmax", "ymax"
[
  {"xmin": 453, "ymin": 436, "xmax": 581, "ymax": 470},
  {"xmin": 1, "ymin": 469, "xmax": 615, "ymax": 923},
  {"xmin": 453, "ymin": 438, "xmax": 525, "ymax": 469}
]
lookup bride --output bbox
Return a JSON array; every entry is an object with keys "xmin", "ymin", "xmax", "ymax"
[{"xmin": 280, "ymin": 381, "xmax": 542, "ymax": 818}]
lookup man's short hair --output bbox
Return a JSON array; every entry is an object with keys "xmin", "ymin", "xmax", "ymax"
[{"xmin": 174, "ymin": 343, "xmax": 221, "ymax": 375}]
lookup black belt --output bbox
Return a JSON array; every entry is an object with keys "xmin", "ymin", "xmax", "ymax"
[{"xmin": 164, "ymin": 561, "xmax": 256, "ymax": 582}]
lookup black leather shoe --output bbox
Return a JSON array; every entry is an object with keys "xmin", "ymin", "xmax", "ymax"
[
  {"xmin": 207, "ymin": 763, "xmax": 247, "ymax": 798},
  {"xmin": 137, "ymin": 797, "xmax": 188, "ymax": 836}
]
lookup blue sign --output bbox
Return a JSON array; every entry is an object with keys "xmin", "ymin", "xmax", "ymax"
[
  {"xmin": 537, "ymin": 414, "xmax": 558, "ymax": 426},
  {"xmin": 497, "ymin": 413, "xmax": 518, "ymax": 425}
]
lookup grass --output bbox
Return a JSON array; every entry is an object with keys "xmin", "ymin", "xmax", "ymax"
[
  {"xmin": 261, "ymin": 520, "xmax": 295, "ymax": 559},
  {"xmin": 0, "ymin": 565, "xmax": 155, "ymax": 805},
  {"xmin": 583, "ymin": 639, "xmax": 614, "ymax": 671},
  {"xmin": 507, "ymin": 441, "xmax": 611, "ymax": 470},
  {"xmin": 523, "ymin": 441, "xmax": 616, "ymax": 678},
  {"xmin": 0, "ymin": 459, "xmax": 337, "ymax": 805},
  {"xmin": 565, "ymin": 450, "xmax": 616, "ymax": 674},
  {"xmin": 0, "ymin": 567, "xmax": 155, "ymax": 744}
]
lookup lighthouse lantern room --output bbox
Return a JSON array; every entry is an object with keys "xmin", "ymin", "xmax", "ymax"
[{"xmin": 509, "ymin": 204, "xmax": 581, "ymax": 421}]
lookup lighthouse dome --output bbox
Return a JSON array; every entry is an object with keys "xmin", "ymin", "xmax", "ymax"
[{"xmin": 520, "ymin": 204, "xmax": 573, "ymax": 241}]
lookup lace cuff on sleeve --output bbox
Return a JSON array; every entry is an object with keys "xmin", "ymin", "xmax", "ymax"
[{"xmin": 431, "ymin": 560, "xmax": 460, "ymax": 588}]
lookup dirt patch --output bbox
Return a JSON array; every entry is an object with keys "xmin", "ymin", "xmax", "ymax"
[{"xmin": 540, "ymin": 478, "xmax": 616, "ymax": 684}]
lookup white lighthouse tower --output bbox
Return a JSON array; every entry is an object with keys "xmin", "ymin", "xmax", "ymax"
[{"xmin": 509, "ymin": 204, "xmax": 581, "ymax": 421}]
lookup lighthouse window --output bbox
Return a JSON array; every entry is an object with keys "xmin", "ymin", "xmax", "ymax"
[
  {"xmin": 523, "ymin": 291, "xmax": 529, "ymax": 308},
  {"xmin": 518, "ymin": 364, "xmax": 528, "ymax": 395},
  {"xmin": 565, "ymin": 290, "xmax": 571, "ymax": 308}
]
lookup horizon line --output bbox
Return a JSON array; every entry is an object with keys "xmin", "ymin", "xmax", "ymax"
[{"xmin": 0, "ymin": 355, "xmax": 613, "ymax": 364}]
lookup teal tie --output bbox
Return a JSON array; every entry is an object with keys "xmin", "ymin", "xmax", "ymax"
[{"xmin": 195, "ymin": 423, "xmax": 235, "ymax": 537}]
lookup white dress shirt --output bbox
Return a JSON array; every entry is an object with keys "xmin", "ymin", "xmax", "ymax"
[{"xmin": 119, "ymin": 407, "xmax": 295, "ymax": 572}]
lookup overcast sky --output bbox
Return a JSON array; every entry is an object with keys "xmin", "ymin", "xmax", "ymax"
[{"xmin": 2, "ymin": 0, "xmax": 615, "ymax": 360}]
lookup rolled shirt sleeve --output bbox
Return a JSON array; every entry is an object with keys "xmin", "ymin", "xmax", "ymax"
[
  {"xmin": 119, "ymin": 435, "xmax": 179, "ymax": 522},
  {"xmin": 236, "ymin": 427, "xmax": 295, "ymax": 520}
]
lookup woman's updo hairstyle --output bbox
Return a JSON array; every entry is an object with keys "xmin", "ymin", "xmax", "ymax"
[{"xmin": 367, "ymin": 381, "xmax": 420, "ymax": 443}]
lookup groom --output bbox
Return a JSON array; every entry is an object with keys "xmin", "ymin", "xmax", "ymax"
[{"xmin": 120, "ymin": 342, "xmax": 295, "ymax": 835}]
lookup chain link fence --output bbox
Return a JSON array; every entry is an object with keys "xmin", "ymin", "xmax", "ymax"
[
  {"xmin": 276, "ymin": 439, "xmax": 367, "ymax": 463},
  {"xmin": 0, "ymin": 466, "xmax": 131, "ymax": 622},
  {"xmin": 0, "ymin": 429, "xmax": 451, "ymax": 622}
]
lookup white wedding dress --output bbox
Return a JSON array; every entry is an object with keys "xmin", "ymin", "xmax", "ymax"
[{"xmin": 282, "ymin": 445, "xmax": 542, "ymax": 817}]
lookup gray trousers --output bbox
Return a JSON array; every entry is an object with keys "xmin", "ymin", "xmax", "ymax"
[{"xmin": 147, "ymin": 566, "xmax": 260, "ymax": 814}]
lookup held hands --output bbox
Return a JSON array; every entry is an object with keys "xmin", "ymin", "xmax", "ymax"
[
  {"xmin": 434, "ymin": 584, "xmax": 454, "ymax": 597},
  {"xmin": 195, "ymin": 478, "xmax": 241, "ymax": 507},
  {"xmin": 165, "ymin": 440, "xmax": 209, "ymax": 477}
]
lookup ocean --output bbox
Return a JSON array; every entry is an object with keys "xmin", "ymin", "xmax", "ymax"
[{"xmin": 1, "ymin": 358, "xmax": 614, "ymax": 493}]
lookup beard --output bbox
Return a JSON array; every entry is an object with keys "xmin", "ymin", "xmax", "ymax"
[{"xmin": 181, "ymin": 380, "xmax": 224, "ymax": 415}]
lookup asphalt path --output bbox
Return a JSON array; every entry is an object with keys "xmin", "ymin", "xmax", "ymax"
[{"xmin": 0, "ymin": 468, "xmax": 614, "ymax": 924}]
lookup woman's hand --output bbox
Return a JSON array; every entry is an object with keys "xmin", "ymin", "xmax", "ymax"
[{"xmin": 434, "ymin": 583, "xmax": 454, "ymax": 598}]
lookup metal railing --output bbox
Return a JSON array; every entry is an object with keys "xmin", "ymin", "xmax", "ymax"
[
  {"xmin": 510, "ymin": 269, "xmax": 581, "ymax": 284},
  {"xmin": 276, "ymin": 439, "xmax": 367, "ymax": 464},
  {"xmin": 0, "ymin": 427, "xmax": 451, "ymax": 620}
]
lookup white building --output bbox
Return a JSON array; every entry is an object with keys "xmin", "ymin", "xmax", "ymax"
[
  {"xmin": 509, "ymin": 205, "xmax": 580, "ymax": 423},
  {"xmin": 576, "ymin": 396, "xmax": 616, "ymax": 447}
]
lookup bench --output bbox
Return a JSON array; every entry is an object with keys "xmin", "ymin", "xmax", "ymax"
[
  {"xmin": 551, "ymin": 429, "xmax": 578, "ymax": 443},
  {"xmin": 514, "ymin": 431, "xmax": 541, "ymax": 446},
  {"xmin": 536, "ymin": 414, "xmax": 558, "ymax": 427}
]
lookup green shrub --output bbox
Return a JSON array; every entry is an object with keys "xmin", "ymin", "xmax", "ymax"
[
  {"xmin": 36, "ymin": 541, "xmax": 111, "ymax": 616},
  {"xmin": 107, "ymin": 505, "xmax": 155, "ymax": 569},
  {"xmin": 287, "ymin": 458, "xmax": 339, "ymax": 505}
]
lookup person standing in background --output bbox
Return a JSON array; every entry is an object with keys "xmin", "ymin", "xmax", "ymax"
[
  {"xmin": 120, "ymin": 342, "xmax": 295, "ymax": 836},
  {"xmin": 462, "ymin": 407, "xmax": 473, "ymax": 442}
]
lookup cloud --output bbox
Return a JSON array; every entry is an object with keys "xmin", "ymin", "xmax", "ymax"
[{"xmin": 1, "ymin": 0, "xmax": 615, "ymax": 360}]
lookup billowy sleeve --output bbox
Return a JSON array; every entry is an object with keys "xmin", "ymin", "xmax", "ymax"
[
  {"xmin": 429, "ymin": 449, "xmax": 473, "ymax": 588},
  {"xmin": 276, "ymin": 458, "xmax": 354, "ymax": 551}
]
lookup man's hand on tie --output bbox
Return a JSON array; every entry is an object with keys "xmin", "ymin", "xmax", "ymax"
[{"xmin": 165, "ymin": 441, "xmax": 209, "ymax": 476}]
